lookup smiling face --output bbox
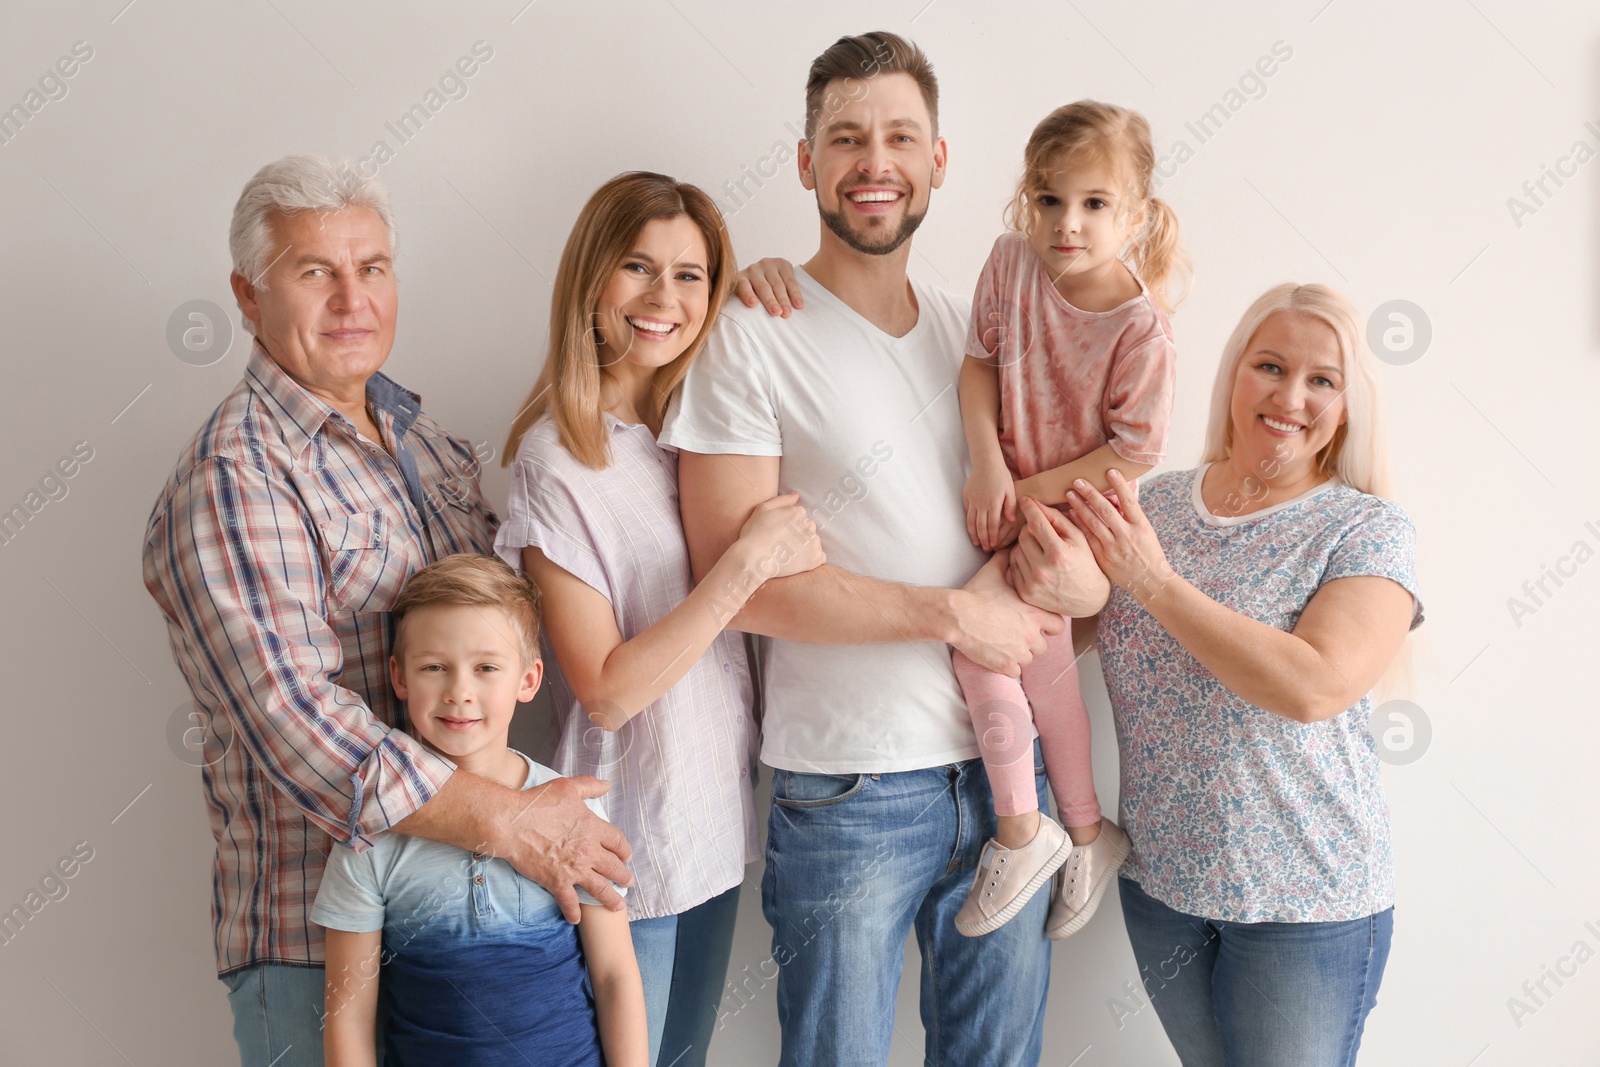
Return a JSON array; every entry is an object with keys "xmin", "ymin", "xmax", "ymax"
[
  {"xmin": 593, "ymin": 215, "xmax": 711, "ymax": 380},
  {"xmin": 1228, "ymin": 309, "xmax": 1348, "ymax": 475},
  {"xmin": 1027, "ymin": 158, "xmax": 1146, "ymax": 292},
  {"xmin": 233, "ymin": 206, "xmax": 397, "ymax": 403},
  {"xmin": 798, "ymin": 72, "xmax": 946, "ymax": 257},
  {"xmin": 390, "ymin": 603, "xmax": 542, "ymax": 769}
]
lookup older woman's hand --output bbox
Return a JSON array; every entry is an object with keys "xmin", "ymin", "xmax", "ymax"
[
  {"xmin": 1065, "ymin": 469, "xmax": 1177, "ymax": 606},
  {"xmin": 1006, "ymin": 497, "xmax": 1112, "ymax": 617}
]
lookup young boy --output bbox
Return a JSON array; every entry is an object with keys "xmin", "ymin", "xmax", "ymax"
[{"xmin": 312, "ymin": 553, "xmax": 646, "ymax": 1067}]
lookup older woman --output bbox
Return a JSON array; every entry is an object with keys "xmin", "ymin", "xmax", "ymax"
[{"xmin": 1034, "ymin": 282, "xmax": 1422, "ymax": 1066}]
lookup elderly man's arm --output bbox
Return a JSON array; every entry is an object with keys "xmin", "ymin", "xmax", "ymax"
[
  {"xmin": 144, "ymin": 456, "xmax": 628, "ymax": 920},
  {"xmin": 675, "ymin": 451, "xmax": 1062, "ymax": 676}
]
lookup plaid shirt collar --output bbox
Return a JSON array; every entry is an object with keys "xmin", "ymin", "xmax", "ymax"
[{"xmin": 243, "ymin": 340, "xmax": 426, "ymax": 461}]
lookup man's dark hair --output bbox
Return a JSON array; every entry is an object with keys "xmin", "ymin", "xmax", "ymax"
[{"xmin": 804, "ymin": 31, "xmax": 939, "ymax": 141}]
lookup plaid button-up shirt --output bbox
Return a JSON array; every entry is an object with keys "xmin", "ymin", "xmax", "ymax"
[{"xmin": 142, "ymin": 343, "xmax": 498, "ymax": 976}]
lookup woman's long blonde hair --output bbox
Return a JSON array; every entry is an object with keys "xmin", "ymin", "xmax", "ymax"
[
  {"xmin": 1202, "ymin": 283, "xmax": 1394, "ymax": 500},
  {"xmin": 503, "ymin": 171, "xmax": 736, "ymax": 470},
  {"xmin": 1006, "ymin": 100, "xmax": 1192, "ymax": 313}
]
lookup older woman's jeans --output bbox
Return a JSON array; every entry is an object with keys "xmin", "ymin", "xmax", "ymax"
[{"xmin": 1118, "ymin": 878, "xmax": 1392, "ymax": 1067}]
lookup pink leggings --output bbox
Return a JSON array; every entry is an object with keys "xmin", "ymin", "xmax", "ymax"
[{"xmin": 952, "ymin": 622, "xmax": 1101, "ymax": 825}]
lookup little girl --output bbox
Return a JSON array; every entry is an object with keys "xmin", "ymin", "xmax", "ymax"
[{"xmin": 951, "ymin": 100, "xmax": 1187, "ymax": 940}]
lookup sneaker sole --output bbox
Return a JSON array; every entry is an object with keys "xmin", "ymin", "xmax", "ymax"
[
  {"xmin": 954, "ymin": 834, "xmax": 1076, "ymax": 938},
  {"xmin": 1045, "ymin": 832, "xmax": 1131, "ymax": 940}
]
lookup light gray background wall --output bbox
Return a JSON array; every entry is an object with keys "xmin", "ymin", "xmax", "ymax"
[{"xmin": 2, "ymin": 1, "xmax": 1597, "ymax": 1064}]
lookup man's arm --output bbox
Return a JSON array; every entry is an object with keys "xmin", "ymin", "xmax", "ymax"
[
  {"xmin": 392, "ymin": 771, "xmax": 631, "ymax": 920},
  {"xmin": 676, "ymin": 451, "xmax": 1061, "ymax": 675}
]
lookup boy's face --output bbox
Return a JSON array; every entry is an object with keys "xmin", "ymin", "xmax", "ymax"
[{"xmin": 390, "ymin": 604, "xmax": 542, "ymax": 764}]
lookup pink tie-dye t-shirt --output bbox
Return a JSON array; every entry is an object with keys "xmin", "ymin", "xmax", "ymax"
[{"xmin": 966, "ymin": 231, "xmax": 1176, "ymax": 480}]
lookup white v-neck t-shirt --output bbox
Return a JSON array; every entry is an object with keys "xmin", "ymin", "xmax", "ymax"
[{"xmin": 660, "ymin": 267, "xmax": 986, "ymax": 773}]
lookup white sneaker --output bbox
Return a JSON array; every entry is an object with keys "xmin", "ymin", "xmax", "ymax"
[
  {"xmin": 954, "ymin": 815, "xmax": 1073, "ymax": 937},
  {"xmin": 1046, "ymin": 819, "xmax": 1131, "ymax": 940}
]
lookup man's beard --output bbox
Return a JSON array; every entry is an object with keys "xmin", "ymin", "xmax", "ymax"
[{"xmin": 818, "ymin": 191, "xmax": 927, "ymax": 256}]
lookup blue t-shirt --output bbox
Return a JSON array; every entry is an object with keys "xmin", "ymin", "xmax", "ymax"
[
  {"xmin": 1099, "ymin": 467, "xmax": 1424, "ymax": 923},
  {"xmin": 311, "ymin": 750, "xmax": 624, "ymax": 1066}
]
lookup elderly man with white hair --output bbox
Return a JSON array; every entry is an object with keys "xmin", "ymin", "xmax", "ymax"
[{"xmin": 142, "ymin": 155, "xmax": 632, "ymax": 1066}]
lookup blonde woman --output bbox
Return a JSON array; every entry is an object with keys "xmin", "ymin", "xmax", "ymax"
[
  {"xmin": 1048, "ymin": 283, "xmax": 1423, "ymax": 1066},
  {"xmin": 495, "ymin": 171, "xmax": 823, "ymax": 1067}
]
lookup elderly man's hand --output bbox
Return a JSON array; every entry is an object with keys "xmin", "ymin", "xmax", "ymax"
[
  {"xmin": 501, "ymin": 775, "xmax": 634, "ymax": 923},
  {"xmin": 1006, "ymin": 497, "xmax": 1112, "ymax": 618}
]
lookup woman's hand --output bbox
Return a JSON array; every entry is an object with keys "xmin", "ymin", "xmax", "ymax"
[
  {"xmin": 735, "ymin": 258, "xmax": 803, "ymax": 317},
  {"xmin": 1064, "ymin": 469, "xmax": 1176, "ymax": 605},
  {"xmin": 964, "ymin": 457, "xmax": 1018, "ymax": 552},
  {"xmin": 735, "ymin": 491, "xmax": 824, "ymax": 579}
]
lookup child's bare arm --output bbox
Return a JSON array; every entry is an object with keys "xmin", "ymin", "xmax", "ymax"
[
  {"xmin": 323, "ymin": 928, "xmax": 382, "ymax": 1067},
  {"xmin": 1016, "ymin": 444, "xmax": 1152, "ymax": 508},
  {"xmin": 959, "ymin": 356, "xmax": 1016, "ymax": 551},
  {"xmin": 577, "ymin": 904, "xmax": 649, "ymax": 1067}
]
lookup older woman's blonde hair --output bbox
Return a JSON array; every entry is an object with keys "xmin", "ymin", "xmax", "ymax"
[{"xmin": 1202, "ymin": 283, "xmax": 1394, "ymax": 500}]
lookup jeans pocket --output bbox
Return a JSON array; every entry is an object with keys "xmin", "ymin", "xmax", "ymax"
[{"xmin": 771, "ymin": 770, "xmax": 866, "ymax": 809}]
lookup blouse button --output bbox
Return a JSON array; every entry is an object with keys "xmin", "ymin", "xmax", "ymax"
[
  {"xmin": 722, "ymin": 663, "xmax": 731, "ymax": 673},
  {"xmin": 473, "ymin": 875, "xmax": 484, "ymax": 885}
]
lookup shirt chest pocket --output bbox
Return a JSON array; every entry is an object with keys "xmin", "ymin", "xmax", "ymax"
[
  {"xmin": 318, "ymin": 508, "xmax": 406, "ymax": 613},
  {"xmin": 427, "ymin": 475, "xmax": 492, "ymax": 555}
]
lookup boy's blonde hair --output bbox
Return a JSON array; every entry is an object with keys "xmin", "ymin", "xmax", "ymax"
[
  {"xmin": 390, "ymin": 554, "xmax": 542, "ymax": 665},
  {"xmin": 1006, "ymin": 100, "xmax": 1192, "ymax": 313}
]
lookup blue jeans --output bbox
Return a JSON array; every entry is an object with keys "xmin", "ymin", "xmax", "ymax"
[
  {"xmin": 761, "ymin": 747, "xmax": 1052, "ymax": 1067},
  {"xmin": 222, "ymin": 964, "xmax": 334, "ymax": 1067},
  {"xmin": 1119, "ymin": 878, "xmax": 1393, "ymax": 1067},
  {"xmin": 629, "ymin": 883, "xmax": 743, "ymax": 1067}
]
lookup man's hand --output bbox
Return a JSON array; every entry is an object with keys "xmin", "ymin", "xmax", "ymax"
[
  {"xmin": 1007, "ymin": 497, "xmax": 1112, "ymax": 618},
  {"xmin": 949, "ymin": 551, "xmax": 1063, "ymax": 676},
  {"xmin": 397, "ymin": 770, "xmax": 634, "ymax": 925},
  {"xmin": 500, "ymin": 775, "xmax": 634, "ymax": 924}
]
